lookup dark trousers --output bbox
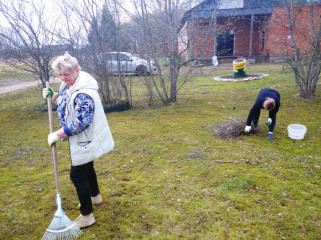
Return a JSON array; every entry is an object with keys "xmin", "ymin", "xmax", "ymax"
[
  {"xmin": 70, "ymin": 161, "xmax": 100, "ymax": 215},
  {"xmin": 252, "ymin": 109, "xmax": 261, "ymax": 126}
]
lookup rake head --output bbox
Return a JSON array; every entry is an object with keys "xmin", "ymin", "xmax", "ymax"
[
  {"xmin": 42, "ymin": 194, "xmax": 82, "ymax": 240},
  {"xmin": 42, "ymin": 215, "xmax": 81, "ymax": 240}
]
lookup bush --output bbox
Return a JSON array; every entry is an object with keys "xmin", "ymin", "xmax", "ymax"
[{"xmin": 102, "ymin": 101, "xmax": 130, "ymax": 113}]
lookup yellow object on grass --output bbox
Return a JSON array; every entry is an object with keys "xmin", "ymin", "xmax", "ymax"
[{"xmin": 233, "ymin": 59, "xmax": 247, "ymax": 77}]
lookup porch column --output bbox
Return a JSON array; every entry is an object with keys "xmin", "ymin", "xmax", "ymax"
[
  {"xmin": 249, "ymin": 14, "xmax": 254, "ymax": 57},
  {"xmin": 213, "ymin": 16, "xmax": 217, "ymax": 57}
]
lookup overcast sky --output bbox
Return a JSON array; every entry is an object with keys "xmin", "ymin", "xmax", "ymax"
[{"xmin": 0, "ymin": 0, "xmax": 203, "ymax": 28}]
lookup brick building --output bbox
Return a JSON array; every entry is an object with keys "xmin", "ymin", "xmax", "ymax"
[{"xmin": 178, "ymin": 0, "xmax": 321, "ymax": 63}]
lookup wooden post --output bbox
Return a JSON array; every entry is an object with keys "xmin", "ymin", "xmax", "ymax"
[{"xmin": 46, "ymin": 82, "xmax": 60, "ymax": 196}]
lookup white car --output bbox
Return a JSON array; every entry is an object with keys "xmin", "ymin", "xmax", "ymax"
[{"xmin": 105, "ymin": 52, "xmax": 157, "ymax": 75}]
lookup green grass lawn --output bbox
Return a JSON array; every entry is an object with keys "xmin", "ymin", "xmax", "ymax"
[{"xmin": 0, "ymin": 63, "xmax": 320, "ymax": 239}]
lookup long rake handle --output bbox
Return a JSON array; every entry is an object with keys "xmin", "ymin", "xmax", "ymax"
[{"xmin": 46, "ymin": 81, "xmax": 60, "ymax": 195}]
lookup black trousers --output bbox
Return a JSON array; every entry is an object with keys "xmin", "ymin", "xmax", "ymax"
[
  {"xmin": 252, "ymin": 109, "xmax": 261, "ymax": 126},
  {"xmin": 70, "ymin": 161, "xmax": 100, "ymax": 215}
]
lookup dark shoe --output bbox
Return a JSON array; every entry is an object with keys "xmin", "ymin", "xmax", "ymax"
[
  {"xmin": 253, "ymin": 124, "xmax": 259, "ymax": 128},
  {"xmin": 268, "ymin": 132, "xmax": 274, "ymax": 139}
]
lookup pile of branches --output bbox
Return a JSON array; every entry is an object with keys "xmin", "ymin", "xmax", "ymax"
[{"xmin": 213, "ymin": 119, "xmax": 261, "ymax": 138}]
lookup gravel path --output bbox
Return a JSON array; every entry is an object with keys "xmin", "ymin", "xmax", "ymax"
[{"xmin": 0, "ymin": 77, "xmax": 61, "ymax": 95}]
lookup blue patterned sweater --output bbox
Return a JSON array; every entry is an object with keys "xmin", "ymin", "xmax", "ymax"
[{"xmin": 56, "ymin": 84, "xmax": 94, "ymax": 137}]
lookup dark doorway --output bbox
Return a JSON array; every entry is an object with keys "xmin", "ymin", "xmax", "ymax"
[{"xmin": 216, "ymin": 34, "xmax": 234, "ymax": 56}]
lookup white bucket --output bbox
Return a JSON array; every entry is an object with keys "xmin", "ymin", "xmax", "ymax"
[{"xmin": 287, "ymin": 124, "xmax": 307, "ymax": 140}]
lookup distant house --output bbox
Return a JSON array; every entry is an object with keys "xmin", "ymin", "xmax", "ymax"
[{"xmin": 178, "ymin": 0, "xmax": 321, "ymax": 63}]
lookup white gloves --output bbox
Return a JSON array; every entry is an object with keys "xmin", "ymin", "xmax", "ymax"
[
  {"xmin": 42, "ymin": 87, "xmax": 54, "ymax": 100},
  {"xmin": 48, "ymin": 132, "xmax": 59, "ymax": 146},
  {"xmin": 266, "ymin": 118, "xmax": 272, "ymax": 126},
  {"xmin": 244, "ymin": 126, "xmax": 251, "ymax": 133}
]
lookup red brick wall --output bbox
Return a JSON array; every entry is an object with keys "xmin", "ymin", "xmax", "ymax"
[
  {"xmin": 230, "ymin": 16, "xmax": 262, "ymax": 56},
  {"xmin": 265, "ymin": 5, "xmax": 321, "ymax": 57},
  {"xmin": 179, "ymin": 5, "xmax": 321, "ymax": 60},
  {"xmin": 192, "ymin": 19, "xmax": 215, "ymax": 57},
  {"xmin": 186, "ymin": 15, "xmax": 267, "ymax": 58}
]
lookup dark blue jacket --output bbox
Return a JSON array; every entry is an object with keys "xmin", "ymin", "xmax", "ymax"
[{"xmin": 246, "ymin": 88, "xmax": 280, "ymax": 132}]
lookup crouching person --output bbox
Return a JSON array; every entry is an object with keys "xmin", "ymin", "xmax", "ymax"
[{"xmin": 244, "ymin": 88, "xmax": 280, "ymax": 139}]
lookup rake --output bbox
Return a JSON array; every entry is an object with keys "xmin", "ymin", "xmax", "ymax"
[{"xmin": 42, "ymin": 82, "xmax": 82, "ymax": 240}]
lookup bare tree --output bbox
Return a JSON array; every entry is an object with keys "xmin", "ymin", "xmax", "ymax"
[
  {"xmin": 115, "ymin": 0, "xmax": 218, "ymax": 105},
  {"xmin": 57, "ymin": 0, "xmax": 132, "ymax": 106},
  {"xmin": 0, "ymin": 0, "xmax": 63, "ymax": 87},
  {"xmin": 272, "ymin": 0, "xmax": 321, "ymax": 99}
]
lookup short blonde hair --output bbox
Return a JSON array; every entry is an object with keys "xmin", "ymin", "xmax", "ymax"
[
  {"xmin": 51, "ymin": 52, "xmax": 80, "ymax": 72},
  {"xmin": 263, "ymin": 97, "xmax": 275, "ymax": 111}
]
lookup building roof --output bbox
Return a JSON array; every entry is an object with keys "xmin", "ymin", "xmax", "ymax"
[{"xmin": 179, "ymin": 0, "xmax": 320, "ymax": 28}]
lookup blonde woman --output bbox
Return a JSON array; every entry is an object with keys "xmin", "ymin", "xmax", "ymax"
[
  {"xmin": 244, "ymin": 88, "xmax": 280, "ymax": 139},
  {"xmin": 42, "ymin": 52, "xmax": 114, "ymax": 228}
]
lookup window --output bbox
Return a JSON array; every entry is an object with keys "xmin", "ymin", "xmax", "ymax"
[{"xmin": 120, "ymin": 54, "xmax": 130, "ymax": 61}]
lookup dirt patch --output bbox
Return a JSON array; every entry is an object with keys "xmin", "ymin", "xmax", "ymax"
[
  {"xmin": 213, "ymin": 119, "xmax": 262, "ymax": 138},
  {"xmin": 213, "ymin": 73, "xmax": 269, "ymax": 82}
]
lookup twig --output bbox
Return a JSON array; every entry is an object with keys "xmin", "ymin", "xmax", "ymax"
[{"xmin": 212, "ymin": 160, "xmax": 238, "ymax": 164}]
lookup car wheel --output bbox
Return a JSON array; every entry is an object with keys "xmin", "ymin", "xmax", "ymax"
[{"xmin": 136, "ymin": 65, "xmax": 147, "ymax": 76}]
